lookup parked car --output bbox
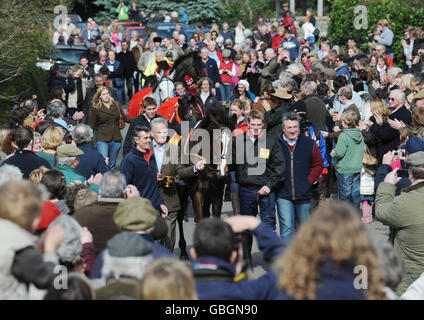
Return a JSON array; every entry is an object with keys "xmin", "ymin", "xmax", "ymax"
[
  {"xmin": 125, "ymin": 27, "xmax": 146, "ymax": 41},
  {"xmin": 50, "ymin": 45, "xmax": 87, "ymax": 73}
]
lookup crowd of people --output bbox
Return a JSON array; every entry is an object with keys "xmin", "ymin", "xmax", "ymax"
[{"xmin": 2, "ymin": 2, "xmax": 424, "ymax": 300}]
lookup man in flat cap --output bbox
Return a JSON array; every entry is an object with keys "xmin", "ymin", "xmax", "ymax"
[
  {"xmin": 375, "ymin": 151, "xmax": 424, "ymax": 295},
  {"xmin": 56, "ymin": 144, "xmax": 102, "ymax": 193}
]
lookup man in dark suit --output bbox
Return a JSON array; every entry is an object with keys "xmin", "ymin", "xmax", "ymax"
[
  {"xmin": 150, "ymin": 117, "xmax": 206, "ymax": 252},
  {"xmin": 199, "ymin": 47, "xmax": 223, "ymax": 101}
]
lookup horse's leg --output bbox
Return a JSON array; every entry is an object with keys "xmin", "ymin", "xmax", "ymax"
[
  {"xmin": 192, "ymin": 184, "xmax": 204, "ymax": 223},
  {"xmin": 177, "ymin": 210, "xmax": 188, "ymax": 259},
  {"xmin": 176, "ymin": 184, "xmax": 189, "ymax": 259},
  {"xmin": 212, "ymin": 181, "xmax": 224, "ymax": 219}
]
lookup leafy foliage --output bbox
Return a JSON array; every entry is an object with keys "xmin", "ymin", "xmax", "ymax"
[
  {"xmin": 328, "ymin": 0, "xmax": 424, "ymax": 64},
  {"xmin": 0, "ymin": 0, "xmax": 74, "ymax": 121},
  {"xmin": 93, "ymin": 0, "xmax": 228, "ymax": 25},
  {"xmin": 222, "ymin": 0, "xmax": 275, "ymax": 27}
]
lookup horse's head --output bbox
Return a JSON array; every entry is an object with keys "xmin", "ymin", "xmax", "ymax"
[
  {"xmin": 170, "ymin": 51, "xmax": 206, "ymax": 85},
  {"xmin": 144, "ymin": 75, "xmax": 158, "ymax": 88},
  {"xmin": 155, "ymin": 76, "xmax": 174, "ymax": 104},
  {"xmin": 177, "ymin": 94, "xmax": 203, "ymax": 123}
]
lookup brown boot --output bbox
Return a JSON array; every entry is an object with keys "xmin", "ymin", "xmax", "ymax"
[{"xmin": 230, "ymin": 192, "xmax": 241, "ymax": 216}]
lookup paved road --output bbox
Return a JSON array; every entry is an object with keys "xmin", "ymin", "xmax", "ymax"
[{"xmin": 118, "ymin": 102, "xmax": 390, "ymax": 279}]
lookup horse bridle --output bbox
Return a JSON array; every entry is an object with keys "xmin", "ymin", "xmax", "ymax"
[{"xmin": 157, "ymin": 76, "xmax": 173, "ymax": 104}]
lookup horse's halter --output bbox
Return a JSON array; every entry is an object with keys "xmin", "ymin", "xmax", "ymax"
[
  {"xmin": 159, "ymin": 76, "xmax": 174, "ymax": 104},
  {"xmin": 217, "ymin": 129, "xmax": 231, "ymax": 177}
]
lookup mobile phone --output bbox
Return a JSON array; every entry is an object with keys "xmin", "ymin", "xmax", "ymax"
[{"xmin": 397, "ymin": 169, "xmax": 409, "ymax": 178}]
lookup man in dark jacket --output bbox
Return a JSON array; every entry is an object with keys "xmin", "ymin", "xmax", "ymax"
[
  {"xmin": 72, "ymin": 124, "xmax": 108, "ymax": 180},
  {"xmin": 199, "ymin": 47, "xmax": 223, "ymax": 101},
  {"xmin": 275, "ymin": 112, "xmax": 323, "ymax": 241},
  {"xmin": 191, "ymin": 216, "xmax": 285, "ymax": 300},
  {"xmin": 74, "ymin": 170, "xmax": 132, "ymax": 255},
  {"xmin": 120, "ymin": 125, "xmax": 168, "ymax": 216},
  {"xmin": 232, "ymin": 109, "xmax": 285, "ymax": 268},
  {"xmin": 116, "ymin": 41, "xmax": 137, "ymax": 104},
  {"xmin": 122, "ymin": 96, "xmax": 161, "ymax": 157},
  {"xmin": 2, "ymin": 127, "xmax": 51, "ymax": 179},
  {"xmin": 302, "ymin": 80, "xmax": 329, "ymax": 131}
]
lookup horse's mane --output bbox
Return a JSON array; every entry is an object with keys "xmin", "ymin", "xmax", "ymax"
[
  {"xmin": 198, "ymin": 104, "xmax": 234, "ymax": 131},
  {"xmin": 170, "ymin": 51, "xmax": 201, "ymax": 73}
]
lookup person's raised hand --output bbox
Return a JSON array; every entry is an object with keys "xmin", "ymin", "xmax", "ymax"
[
  {"xmin": 88, "ymin": 173, "xmax": 102, "ymax": 185},
  {"xmin": 384, "ymin": 168, "xmax": 402, "ymax": 185},
  {"xmin": 382, "ymin": 150, "xmax": 395, "ymax": 166},
  {"xmin": 224, "ymin": 215, "xmax": 261, "ymax": 233}
]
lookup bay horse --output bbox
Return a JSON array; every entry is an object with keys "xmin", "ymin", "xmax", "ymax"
[
  {"xmin": 183, "ymin": 104, "xmax": 233, "ymax": 223},
  {"xmin": 169, "ymin": 51, "xmax": 206, "ymax": 95}
]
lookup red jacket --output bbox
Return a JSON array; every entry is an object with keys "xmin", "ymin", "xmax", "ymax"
[
  {"xmin": 272, "ymin": 35, "xmax": 285, "ymax": 50},
  {"xmin": 219, "ymin": 59, "xmax": 234, "ymax": 84}
]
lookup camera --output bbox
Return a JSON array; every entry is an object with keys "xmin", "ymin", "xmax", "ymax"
[{"xmin": 394, "ymin": 150, "xmax": 403, "ymax": 159}]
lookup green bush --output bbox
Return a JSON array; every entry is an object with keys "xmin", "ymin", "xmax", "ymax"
[
  {"xmin": 328, "ymin": 0, "xmax": 424, "ymax": 66},
  {"xmin": 93, "ymin": 0, "xmax": 228, "ymax": 25},
  {"xmin": 222, "ymin": 0, "xmax": 275, "ymax": 27}
]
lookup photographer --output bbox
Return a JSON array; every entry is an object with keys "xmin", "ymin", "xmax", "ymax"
[{"xmin": 375, "ymin": 151, "xmax": 424, "ymax": 295}]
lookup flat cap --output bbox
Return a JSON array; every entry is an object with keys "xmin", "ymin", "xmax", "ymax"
[
  {"xmin": 307, "ymin": 51, "xmax": 318, "ymax": 58},
  {"xmin": 113, "ymin": 197, "xmax": 158, "ymax": 231},
  {"xmin": 107, "ymin": 231, "xmax": 152, "ymax": 257},
  {"xmin": 56, "ymin": 144, "xmax": 84, "ymax": 157},
  {"xmin": 405, "ymin": 151, "xmax": 424, "ymax": 167}
]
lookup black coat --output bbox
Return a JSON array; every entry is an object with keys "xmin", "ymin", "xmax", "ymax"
[
  {"xmin": 116, "ymin": 50, "xmax": 137, "ymax": 78},
  {"xmin": 195, "ymin": 91, "xmax": 220, "ymax": 115}
]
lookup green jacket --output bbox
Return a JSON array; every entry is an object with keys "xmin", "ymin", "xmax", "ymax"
[
  {"xmin": 331, "ymin": 128, "xmax": 364, "ymax": 174},
  {"xmin": 375, "ymin": 180, "xmax": 424, "ymax": 295},
  {"xmin": 115, "ymin": 5, "xmax": 129, "ymax": 21},
  {"xmin": 90, "ymin": 103, "xmax": 133, "ymax": 143},
  {"xmin": 56, "ymin": 164, "xmax": 99, "ymax": 193}
]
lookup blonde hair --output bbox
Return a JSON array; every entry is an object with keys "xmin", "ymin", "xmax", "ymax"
[
  {"xmin": 93, "ymin": 87, "xmax": 115, "ymax": 110},
  {"xmin": 341, "ymin": 109, "xmax": 359, "ymax": 128},
  {"xmin": 139, "ymin": 258, "xmax": 198, "ymax": 300},
  {"xmin": 363, "ymin": 145, "xmax": 378, "ymax": 169},
  {"xmin": 378, "ymin": 19, "xmax": 392, "ymax": 30},
  {"xmin": 370, "ymin": 100, "xmax": 390, "ymax": 121},
  {"xmin": 399, "ymin": 74, "xmax": 414, "ymax": 91},
  {"xmin": 273, "ymin": 203, "xmax": 386, "ymax": 300},
  {"xmin": 23, "ymin": 115, "xmax": 38, "ymax": 129},
  {"xmin": 29, "ymin": 166, "xmax": 50, "ymax": 184},
  {"xmin": 230, "ymin": 99, "xmax": 246, "ymax": 111},
  {"xmin": 41, "ymin": 126, "xmax": 65, "ymax": 150},
  {"xmin": 0, "ymin": 180, "xmax": 47, "ymax": 231}
]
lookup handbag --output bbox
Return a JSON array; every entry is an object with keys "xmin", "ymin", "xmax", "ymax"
[{"xmin": 115, "ymin": 102, "xmax": 125, "ymax": 129}]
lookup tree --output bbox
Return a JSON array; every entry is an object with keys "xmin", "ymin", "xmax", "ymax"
[
  {"xmin": 93, "ymin": 0, "xmax": 228, "ymax": 25},
  {"xmin": 0, "ymin": 0, "xmax": 74, "ymax": 122},
  {"xmin": 327, "ymin": 0, "xmax": 424, "ymax": 65}
]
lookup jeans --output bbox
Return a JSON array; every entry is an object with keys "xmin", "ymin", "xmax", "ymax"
[
  {"xmin": 221, "ymin": 83, "xmax": 233, "ymax": 102},
  {"xmin": 124, "ymin": 77, "xmax": 134, "ymax": 102},
  {"xmin": 229, "ymin": 171, "xmax": 239, "ymax": 194},
  {"xmin": 336, "ymin": 172, "xmax": 361, "ymax": 210},
  {"xmin": 276, "ymin": 198, "xmax": 311, "ymax": 241},
  {"xmin": 239, "ymin": 186, "xmax": 276, "ymax": 231},
  {"xmin": 96, "ymin": 140, "xmax": 122, "ymax": 170},
  {"xmin": 113, "ymin": 87, "xmax": 123, "ymax": 104}
]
